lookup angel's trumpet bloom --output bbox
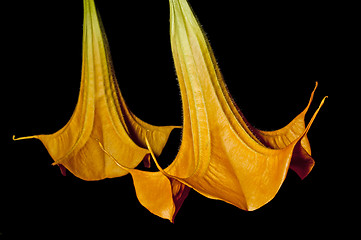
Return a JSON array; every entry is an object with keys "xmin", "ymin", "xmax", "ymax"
[
  {"xmin": 116, "ymin": 0, "xmax": 327, "ymax": 221},
  {"xmin": 13, "ymin": 0, "xmax": 178, "ymax": 180}
]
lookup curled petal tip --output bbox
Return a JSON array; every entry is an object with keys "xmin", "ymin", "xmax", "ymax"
[
  {"xmin": 320, "ymin": 96, "xmax": 328, "ymax": 108},
  {"xmin": 12, "ymin": 135, "xmax": 37, "ymax": 141}
]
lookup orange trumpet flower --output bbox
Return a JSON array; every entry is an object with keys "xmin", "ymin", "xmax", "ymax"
[
  {"xmin": 13, "ymin": 0, "xmax": 178, "ymax": 180},
  {"xmin": 104, "ymin": 0, "xmax": 327, "ymax": 222}
]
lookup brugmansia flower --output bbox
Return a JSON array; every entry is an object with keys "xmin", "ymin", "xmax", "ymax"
[
  {"xmin": 104, "ymin": 0, "xmax": 327, "ymax": 222},
  {"xmin": 13, "ymin": 0, "xmax": 178, "ymax": 180},
  {"xmin": 14, "ymin": 0, "xmax": 327, "ymax": 222}
]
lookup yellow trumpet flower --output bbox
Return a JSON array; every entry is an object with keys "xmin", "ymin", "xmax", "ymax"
[
  {"xmin": 13, "ymin": 0, "xmax": 178, "ymax": 180},
  {"xmin": 109, "ymin": 0, "xmax": 327, "ymax": 222}
]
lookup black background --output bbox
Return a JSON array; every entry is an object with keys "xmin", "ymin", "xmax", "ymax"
[{"xmin": 1, "ymin": 0, "xmax": 344, "ymax": 237}]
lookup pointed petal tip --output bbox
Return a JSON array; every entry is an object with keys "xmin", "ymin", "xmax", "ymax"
[{"xmin": 12, "ymin": 135, "xmax": 38, "ymax": 141}]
